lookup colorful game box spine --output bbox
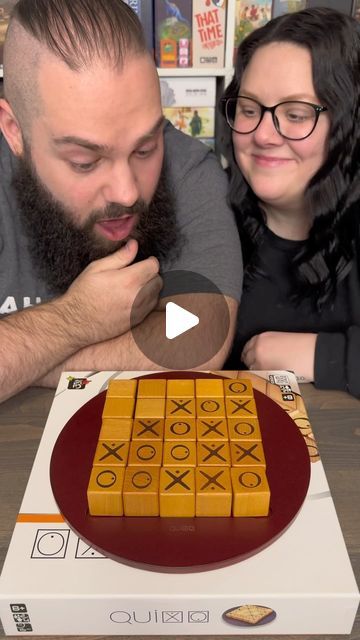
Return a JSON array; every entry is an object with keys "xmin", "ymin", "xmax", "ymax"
[
  {"xmin": 122, "ymin": 0, "xmax": 154, "ymax": 54},
  {"xmin": 271, "ymin": 0, "xmax": 305, "ymax": 17},
  {"xmin": 354, "ymin": 0, "xmax": 360, "ymax": 22},
  {"xmin": 160, "ymin": 76, "xmax": 216, "ymax": 108},
  {"xmin": 272, "ymin": 0, "xmax": 354, "ymax": 18},
  {"xmin": 192, "ymin": 0, "xmax": 227, "ymax": 68},
  {"xmin": 163, "ymin": 106, "xmax": 215, "ymax": 148},
  {"xmin": 233, "ymin": 0, "xmax": 271, "ymax": 61},
  {"xmin": 154, "ymin": 0, "xmax": 192, "ymax": 68},
  {"xmin": 160, "ymin": 76, "xmax": 216, "ymax": 149},
  {"xmin": 0, "ymin": 1, "xmax": 17, "ymax": 76}
]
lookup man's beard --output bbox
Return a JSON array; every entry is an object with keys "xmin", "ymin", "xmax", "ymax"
[{"xmin": 12, "ymin": 152, "xmax": 180, "ymax": 294}]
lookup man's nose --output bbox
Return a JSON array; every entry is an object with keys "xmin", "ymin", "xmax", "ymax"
[
  {"xmin": 102, "ymin": 162, "xmax": 140, "ymax": 207},
  {"xmin": 253, "ymin": 110, "xmax": 283, "ymax": 145}
]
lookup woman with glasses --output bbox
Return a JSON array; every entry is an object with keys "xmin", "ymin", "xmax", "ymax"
[{"xmin": 220, "ymin": 7, "xmax": 360, "ymax": 397}]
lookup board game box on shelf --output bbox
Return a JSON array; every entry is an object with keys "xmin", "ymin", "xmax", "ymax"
[{"xmin": 0, "ymin": 370, "xmax": 359, "ymax": 636}]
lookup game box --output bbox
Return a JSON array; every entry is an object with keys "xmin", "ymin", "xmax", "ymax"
[
  {"xmin": 160, "ymin": 76, "xmax": 216, "ymax": 109},
  {"xmin": 0, "ymin": 370, "xmax": 358, "ymax": 636},
  {"xmin": 192, "ymin": 0, "xmax": 227, "ymax": 68}
]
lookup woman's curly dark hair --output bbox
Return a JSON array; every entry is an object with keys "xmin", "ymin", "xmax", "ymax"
[{"xmin": 220, "ymin": 7, "xmax": 360, "ymax": 309}]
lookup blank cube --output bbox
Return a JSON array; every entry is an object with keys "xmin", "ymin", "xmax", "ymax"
[
  {"xmin": 98, "ymin": 418, "xmax": 133, "ymax": 441},
  {"xmin": 137, "ymin": 379, "xmax": 167, "ymax": 398},
  {"xmin": 102, "ymin": 397, "xmax": 135, "ymax": 419},
  {"xmin": 167, "ymin": 379, "xmax": 195, "ymax": 397},
  {"xmin": 107, "ymin": 379, "xmax": 137, "ymax": 398},
  {"xmin": 134, "ymin": 398, "xmax": 165, "ymax": 419},
  {"xmin": 195, "ymin": 378, "xmax": 224, "ymax": 397}
]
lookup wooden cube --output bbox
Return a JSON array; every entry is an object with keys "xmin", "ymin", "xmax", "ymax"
[
  {"xmin": 102, "ymin": 397, "xmax": 135, "ymax": 419},
  {"xmin": 123, "ymin": 467, "xmax": 160, "ymax": 516},
  {"xmin": 163, "ymin": 441, "xmax": 196, "ymax": 467},
  {"xmin": 98, "ymin": 418, "xmax": 132, "ymax": 441},
  {"xmin": 231, "ymin": 466, "xmax": 270, "ymax": 516},
  {"xmin": 197, "ymin": 441, "xmax": 230, "ymax": 466},
  {"xmin": 87, "ymin": 466, "xmax": 125, "ymax": 516},
  {"xmin": 128, "ymin": 441, "xmax": 163, "ymax": 467},
  {"xmin": 166, "ymin": 379, "xmax": 195, "ymax": 397},
  {"xmin": 164, "ymin": 418, "xmax": 196, "ymax": 441},
  {"xmin": 230, "ymin": 441, "xmax": 266, "ymax": 468},
  {"xmin": 134, "ymin": 398, "xmax": 165, "ymax": 419},
  {"xmin": 195, "ymin": 378, "xmax": 224, "ymax": 397},
  {"xmin": 196, "ymin": 418, "xmax": 228, "ymax": 440},
  {"xmin": 196, "ymin": 398, "xmax": 226, "ymax": 418},
  {"xmin": 137, "ymin": 379, "xmax": 167, "ymax": 398},
  {"xmin": 93, "ymin": 440, "xmax": 129, "ymax": 467},
  {"xmin": 225, "ymin": 396, "xmax": 257, "ymax": 418},
  {"xmin": 224, "ymin": 379, "xmax": 253, "ymax": 398},
  {"xmin": 159, "ymin": 467, "xmax": 195, "ymax": 517},
  {"xmin": 195, "ymin": 467, "xmax": 232, "ymax": 516},
  {"xmin": 107, "ymin": 379, "xmax": 137, "ymax": 398},
  {"xmin": 166, "ymin": 397, "xmax": 196, "ymax": 418},
  {"xmin": 132, "ymin": 419, "xmax": 164, "ymax": 441},
  {"xmin": 227, "ymin": 417, "xmax": 262, "ymax": 441}
]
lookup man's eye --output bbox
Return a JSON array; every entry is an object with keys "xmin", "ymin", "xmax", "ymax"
[
  {"xmin": 135, "ymin": 145, "xmax": 156, "ymax": 158},
  {"xmin": 69, "ymin": 160, "xmax": 98, "ymax": 173}
]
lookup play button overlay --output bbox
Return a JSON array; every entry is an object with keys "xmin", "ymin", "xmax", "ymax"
[
  {"xmin": 166, "ymin": 302, "xmax": 199, "ymax": 339},
  {"xmin": 131, "ymin": 270, "xmax": 231, "ymax": 369}
]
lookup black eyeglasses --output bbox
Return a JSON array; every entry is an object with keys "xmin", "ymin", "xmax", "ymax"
[{"xmin": 221, "ymin": 95, "xmax": 328, "ymax": 141}]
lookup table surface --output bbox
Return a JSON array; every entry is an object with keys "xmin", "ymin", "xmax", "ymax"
[{"xmin": 0, "ymin": 383, "xmax": 359, "ymax": 640}]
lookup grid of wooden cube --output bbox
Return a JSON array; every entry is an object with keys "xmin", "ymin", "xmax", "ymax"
[{"xmin": 87, "ymin": 378, "xmax": 271, "ymax": 517}]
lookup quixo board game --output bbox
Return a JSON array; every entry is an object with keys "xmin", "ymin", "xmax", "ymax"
[{"xmin": 0, "ymin": 370, "xmax": 359, "ymax": 636}]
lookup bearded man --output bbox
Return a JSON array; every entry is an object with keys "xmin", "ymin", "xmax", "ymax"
[{"xmin": 0, "ymin": 0, "xmax": 242, "ymax": 402}]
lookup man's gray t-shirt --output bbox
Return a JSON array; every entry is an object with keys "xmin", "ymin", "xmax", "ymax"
[{"xmin": 0, "ymin": 121, "xmax": 242, "ymax": 314}]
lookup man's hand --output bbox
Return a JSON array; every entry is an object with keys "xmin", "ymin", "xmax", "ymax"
[
  {"xmin": 0, "ymin": 238, "xmax": 162, "ymax": 403},
  {"xmin": 61, "ymin": 238, "xmax": 162, "ymax": 346},
  {"xmin": 241, "ymin": 331, "xmax": 317, "ymax": 382}
]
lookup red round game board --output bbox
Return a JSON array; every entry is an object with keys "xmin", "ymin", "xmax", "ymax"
[{"xmin": 50, "ymin": 372, "xmax": 310, "ymax": 572}]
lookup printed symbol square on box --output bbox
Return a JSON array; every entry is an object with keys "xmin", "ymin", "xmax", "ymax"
[
  {"xmin": 16, "ymin": 624, "xmax": 33, "ymax": 632},
  {"xmin": 13, "ymin": 613, "xmax": 30, "ymax": 623},
  {"xmin": 188, "ymin": 610, "xmax": 209, "ymax": 623},
  {"xmin": 75, "ymin": 538, "xmax": 106, "ymax": 559},
  {"xmin": 162, "ymin": 610, "xmax": 183, "ymax": 623},
  {"xmin": 67, "ymin": 376, "xmax": 90, "ymax": 389},
  {"xmin": 10, "ymin": 604, "xmax": 27, "ymax": 613},
  {"xmin": 31, "ymin": 529, "xmax": 70, "ymax": 559}
]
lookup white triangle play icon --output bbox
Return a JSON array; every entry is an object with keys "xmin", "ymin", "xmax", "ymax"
[{"xmin": 165, "ymin": 302, "xmax": 199, "ymax": 340}]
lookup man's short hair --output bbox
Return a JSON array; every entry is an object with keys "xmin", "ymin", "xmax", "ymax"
[{"xmin": 3, "ymin": 0, "xmax": 147, "ymax": 135}]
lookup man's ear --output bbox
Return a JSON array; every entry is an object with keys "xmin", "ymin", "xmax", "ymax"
[{"xmin": 0, "ymin": 98, "xmax": 24, "ymax": 156}]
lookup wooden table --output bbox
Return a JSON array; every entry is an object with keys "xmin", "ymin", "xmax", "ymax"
[{"xmin": 0, "ymin": 384, "xmax": 359, "ymax": 640}]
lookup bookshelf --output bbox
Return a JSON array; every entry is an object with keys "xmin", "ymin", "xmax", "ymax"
[{"xmin": 0, "ymin": 0, "xmax": 236, "ymax": 82}]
